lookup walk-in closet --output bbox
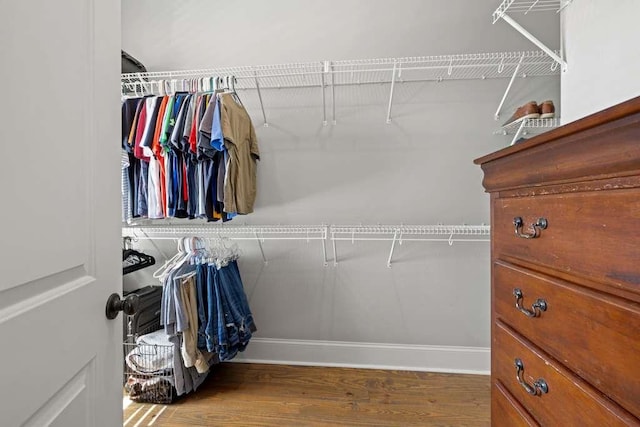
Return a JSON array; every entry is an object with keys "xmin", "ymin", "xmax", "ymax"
[{"xmin": 3, "ymin": 1, "xmax": 640, "ymax": 426}]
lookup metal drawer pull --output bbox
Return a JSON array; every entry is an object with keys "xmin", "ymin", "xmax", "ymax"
[
  {"xmin": 513, "ymin": 288, "xmax": 547, "ymax": 317},
  {"xmin": 515, "ymin": 358, "xmax": 549, "ymax": 396},
  {"xmin": 513, "ymin": 217, "xmax": 548, "ymax": 239}
]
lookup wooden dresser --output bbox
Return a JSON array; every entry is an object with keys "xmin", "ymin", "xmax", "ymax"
[{"xmin": 475, "ymin": 96, "xmax": 640, "ymax": 426}]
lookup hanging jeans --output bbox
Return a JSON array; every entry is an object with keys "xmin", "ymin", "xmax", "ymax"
[
  {"xmin": 195, "ymin": 263, "xmax": 208, "ymax": 350},
  {"xmin": 204, "ymin": 262, "xmax": 256, "ymax": 360},
  {"xmin": 205, "ymin": 264, "xmax": 224, "ymax": 354},
  {"xmin": 218, "ymin": 260, "xmax": 256, "ymax": 347}
]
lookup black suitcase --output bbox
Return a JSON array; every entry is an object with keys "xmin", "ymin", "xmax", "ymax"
[{"xmin": 123, "ymin": 285, "xmax": 163, "ymax": 340}]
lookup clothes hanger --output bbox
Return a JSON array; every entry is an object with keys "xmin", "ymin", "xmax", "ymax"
[
  {"xmin": 122, "ymin": 249, "xmax": 156, "ymax": 275},
  {"xmin": 227, "ymin": 75, "xmax": 243, "ymax": 106},
  {"xmin": 152, "ymin": 237, "xmax": 185, "ymax": 279},
  {"xmin": 208, "ymin": 235, "xmax": 239, "ymax": 269}
]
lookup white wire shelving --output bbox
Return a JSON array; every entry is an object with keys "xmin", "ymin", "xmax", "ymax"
[
  {"xmin": 121, "ymin": 51, "xmax": 559, "ymax": 125},
  {"xmin": 492, "ymin": 0, "xmax": 574, "ymax": 72},
  {"xmin": 495, "ymin": 117, "xmax": 560, "ymax": 144},
  {"xmin": 330, "ymin": 225, "xmax": 491, "ymax": 268},
  {"xmin": 122, "ymin": 224, "xmax": 491, "ymax": 268},
  {"xmin": 122, "ymin": 224, "xmax": 329, "ymax": 266}
]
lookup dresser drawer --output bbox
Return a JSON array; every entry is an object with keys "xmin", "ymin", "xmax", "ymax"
[
  {"xmin": 493, "ymin": 261, "xmax": 640, "ymax": 419},
  {"xmin": 492, "ymin": 381, "xmax": 539, "ymax": 426},
  {"xmin": 493, "ymin": 322, "xmax": 638, "ymax": 426},
  {"xmin": 492, "ymin": 189, "xmax": 640, "ymax": 292}
]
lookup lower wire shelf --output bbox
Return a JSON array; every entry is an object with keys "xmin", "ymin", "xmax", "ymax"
[
  {"xmin": 122, "ymin": 223, "xmax": 490, "ymax": 268},
  {"xmin": 495, "ymin": 117, "xmax": 561, "ymax": 145}
]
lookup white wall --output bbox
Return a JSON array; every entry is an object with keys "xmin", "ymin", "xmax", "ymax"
[
  {"xmin": 561, "ymin": 0, "xmax": 640, "ymax": 123},
  {"xmin": 122, "ymin": 0, "xmax": 560, "ymax": 372}
]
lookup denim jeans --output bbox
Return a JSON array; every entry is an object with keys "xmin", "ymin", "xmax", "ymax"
[
  {"xmin": 195, "ymin": 263, "xmax": 208, "ymax": 350},
  {"xmin": 205, "ymin": 264, "xmax": 223, "ymax": 354},
  {"xmin": 218, "ymin": 261, "xmax": 256, "ymax": 348},
  {"xmin": 216, "ymin": 270, "xmax": 240, "ymax": 361},
  {"xmin": 202, "ymin": 262, "xmax": 255, "ymax": 360}
]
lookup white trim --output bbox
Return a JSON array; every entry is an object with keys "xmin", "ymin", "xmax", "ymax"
[{"xmin": 231, "ymin": 338, "xmax": 490, "ymax": 375}]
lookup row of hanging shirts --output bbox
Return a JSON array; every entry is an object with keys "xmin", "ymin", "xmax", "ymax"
[
  {"xmin": 151, "ymin": 236, "xmax": 256, "ymax": 396},
  {"xmin": 121, "ymin": 75, "xmax": 260, "ymax": 223}
]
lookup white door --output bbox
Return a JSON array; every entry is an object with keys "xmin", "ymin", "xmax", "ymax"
[{"xmin": 0, "ymin": 0, "xmax": 122, "ymax": 426}]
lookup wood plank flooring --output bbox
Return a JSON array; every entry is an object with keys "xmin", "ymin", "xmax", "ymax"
[{"xmin": 123, "ymin": 363, "xmax": 490, "ymax": 426}]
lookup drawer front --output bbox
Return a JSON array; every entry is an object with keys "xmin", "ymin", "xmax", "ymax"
[
  {"xmin": 493, "ymin": 321, "xmax": 638, "ymax": 426},
  {"xmin": 492, "ymin": 381, "xmax": 539, "ymax": 427},
  {"xmin": 494, "ymin": 261, "xmax": 640, "ymax": 419},
  {"xmin": 493, "ymin": 189, "xmax": 640, "ymax": 291}
]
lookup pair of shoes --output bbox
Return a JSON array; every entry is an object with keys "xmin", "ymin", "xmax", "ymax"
[
  {"xmin": 538, "ymin": 100, "xmax": 555, "ymax": 119},
  {"xmin": 503, "ymin": 100, "xmax": 555, "ymax": 126}
]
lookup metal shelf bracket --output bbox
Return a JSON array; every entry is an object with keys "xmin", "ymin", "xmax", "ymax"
[
  {"xmin": 492, "ymin": 1, "xmax": 573, "ymax": 72},
  {"xmin": 498, "ymin": 13, "xmax": 567, "ymax": 72},
  {"xmin": 495, "ymin": 53, "xmax": 525, "ymax": 120}
]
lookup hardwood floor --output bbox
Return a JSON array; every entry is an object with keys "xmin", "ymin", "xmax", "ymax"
[{"xmin": 123, "ymin": 363, "xmax": 490, "ymax": 426}]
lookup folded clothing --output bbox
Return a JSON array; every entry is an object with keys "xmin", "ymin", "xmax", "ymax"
[{"xmin": 126, "ymin": 329, "xmax": 174, "ymax": 375}]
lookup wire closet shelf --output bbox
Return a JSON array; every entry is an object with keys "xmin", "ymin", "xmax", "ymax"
[
  {"xmin": 121, "ymin": 51, "xmax": 559, "ymax": 94},
  {"xmin": 121, "ymin": 51, "xmax": 560, "ymax": 125},
  {"xmin": 123, "ymin": 224, "xmax": 329, "ymax": 266},
  {"xmin": 330, "ymin": 224, "xmax": 491, "ymax": 268},
  {"xmin": 493, "ymin": 0, "xmax": 575, "ymax": 23},
  {"xmin": 123, "ymin": 224, "xmax": 490, "ymax": 268},
  {"xmin": 496, "ymin": 117, "xmax": 561, "ymax": 144}
]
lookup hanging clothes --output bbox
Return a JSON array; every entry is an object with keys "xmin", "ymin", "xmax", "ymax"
[
  {"xmin": 155, "ymin": 237, "xmax": 256, "ymax": 396},
  {"xmin": 120, "ymin": 77, "xmax": 260, "ymax": 223},
  {"xmin": 215, "ymin": 93, "xmax": 260, "ymax": 214}
]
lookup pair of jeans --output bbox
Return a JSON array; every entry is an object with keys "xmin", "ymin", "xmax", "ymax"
[
  {"xmin": 204, "ymin": 264, "xmax": 223, "ymax": 354},
  {"xmin": 204, "ymin": 262, "xmax": 255, "ymax": 360},
  {"xmin": 218, "ymin": 261, "xmax": 256, "ymax": 347},
  {"xmin": 195, "ymin": 263, "xmax": 208, "ymax": 350}
]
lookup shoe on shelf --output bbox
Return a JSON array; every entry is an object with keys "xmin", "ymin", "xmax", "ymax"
[
  {"xmin": 539, "ymin": 100, "xmax": 555, "ymax": 119},
  {"xmin": 502, "ymin": 101, "xmax": 540, "ymax": 127}
]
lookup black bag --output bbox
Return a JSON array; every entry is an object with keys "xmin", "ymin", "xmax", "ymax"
[
  {"xmin": 121, "ymin": 50, "xmax": 147, "ymax": 74},
  {"xmin": 123, "ymin": 285, "xmax": 163, "ymax": 340}
]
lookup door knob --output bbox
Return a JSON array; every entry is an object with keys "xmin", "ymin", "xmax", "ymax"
[{"xmin": 105, "ymin": 293, "xmax": 139, "ymax": 320}]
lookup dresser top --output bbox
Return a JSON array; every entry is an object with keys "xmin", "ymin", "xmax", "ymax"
[{"xmin": 475, "ymin": 95, "xmax": 640, "ymax": 193}]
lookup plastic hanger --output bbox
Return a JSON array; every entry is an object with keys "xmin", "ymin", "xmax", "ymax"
[
  {"xmin": 122, "ymin": 248, "xmax": 156, "ymax": 275},
  {"xmin": 152, "ymin": 237, "xmax": 185, "ymax": 279}
]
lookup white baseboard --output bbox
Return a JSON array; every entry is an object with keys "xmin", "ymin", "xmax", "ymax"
[{"xmin": 232, "ymin": 338, "xmax": 490, "ymax": 375}]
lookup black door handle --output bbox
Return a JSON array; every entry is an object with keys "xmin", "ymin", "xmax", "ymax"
[{"xmin": 105, "ymin": 293, "xmax": 139, "ymax": 320}]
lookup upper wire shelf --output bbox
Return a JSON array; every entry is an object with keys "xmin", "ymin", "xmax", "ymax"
[
  {"xmin": 492, "ymin": 0, "xmax": 574, "ymax": 24},
  {"xmin": 121, "ymin": 51, "xmax": 559, "ymax": 125},
  {"xmin": 120, "ymin": 51, "xmax": 559, "ymax": 93}
]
